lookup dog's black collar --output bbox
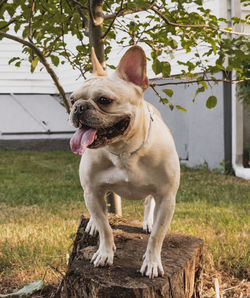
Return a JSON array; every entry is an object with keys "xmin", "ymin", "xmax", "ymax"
[{"xmin": 109, "ymin": 104, "xmax": 154, "ymax": 158}]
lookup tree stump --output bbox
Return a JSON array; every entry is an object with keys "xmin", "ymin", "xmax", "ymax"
[{"xmin": 56, "ymin": 216, "xmax": 203, "ymax": 298}]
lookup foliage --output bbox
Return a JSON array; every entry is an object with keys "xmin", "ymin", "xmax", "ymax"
[{"xmin": 0, "ymin": 0, "xmax": 249, "ymax": 109}]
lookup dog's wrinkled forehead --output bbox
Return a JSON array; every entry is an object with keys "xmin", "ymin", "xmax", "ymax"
[{"xmin": 71, "ymin": 74, "xmax": 143, "ymax": 106}]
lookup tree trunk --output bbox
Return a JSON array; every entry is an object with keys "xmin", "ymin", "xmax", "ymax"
[
  {"xmin": 88, "ymin": 0, "xmax": 105, "ymax": 68},
  {"xmin": 88, "ymin": 1, "xmax": 120, "ymax": 214},
  {"xmin": 55, "ymin": 216, "xmax": 203, "ymax": 298}
]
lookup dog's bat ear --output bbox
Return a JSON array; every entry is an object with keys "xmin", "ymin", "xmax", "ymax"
[
  {"xmin": 116, "ymin": 45, "xmax": 149, "ymax": 91},
  {"xmin": 91, "ymin": 47, "xmax": 107, "ymax": 76}
]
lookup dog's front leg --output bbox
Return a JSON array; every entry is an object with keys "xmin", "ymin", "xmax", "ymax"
[
  {"xmin": 85, "ymin": 216, "xmax": 98, "ymax": 236},
  {"xmin": 140, "ymin": 191, "xmax": 176, "ymax": 279},
  {"xmin": 84, "ymin": 188, "xmax": 115, "ymax": 267}
]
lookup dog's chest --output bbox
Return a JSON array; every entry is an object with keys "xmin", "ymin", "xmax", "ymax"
[
  {"xmin": 109, "ymin": 152, "xmax": 131, "ymax": 169},
  {"xmin": 100, "ymin": 154, "xmax": 154, "ymax": 200}
]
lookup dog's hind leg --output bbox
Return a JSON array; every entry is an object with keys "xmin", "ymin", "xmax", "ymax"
[
  {"xmin": 142, "ymin": 195, "xmax": 155, "ymax": 233},
  {"xmin": 84, "ymin": 188, "xmax": 115, "ymax": 267}
]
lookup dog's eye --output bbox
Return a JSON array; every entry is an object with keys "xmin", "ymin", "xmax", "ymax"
[{"xmin": 98, "ymin": 97, "xmax": 113, "ymax": 105}]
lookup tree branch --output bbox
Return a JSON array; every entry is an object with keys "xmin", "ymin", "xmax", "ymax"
[
  {"xmin": 151, "ymin": 7, "xmax": 250, "ymax": 37},
  {"xmin": 0, "ymin": 19, "xmax": 16, "ymax": 30},
  {"xmin": 0, "ymin": 31, "xmax": 70, "ymax": 113},
  {"xmin": 104, "ymin": 7, "xmax": 149, "ymax": 20},
  {"xmin": 89, "ymin": 0, "xmax": 105, "ymax": 27},
  {"xmin": 104, "ymin": 4, "xmax": 249, "ymax": 36},
  {"xmin": 88, "ymin": 0, "xmax": 105, "ymax": 67},
  {"xmin": 77, "ymin": 6, "xmax": 88, "ymax": 28},
  {"xmin": 151, "ymin": 84, "xmax": 163, "ymax": 98},
  {"xmin": 151, "ymin": 7, "xmax": 210, "ymax": 29},
  {"xmin": 28, "ymin": 0, "xmax": 36, "ymax": 42},
  {"xmin": 88, "ymin": 0, "xmax": 95, "ymax": 24},
  {"xmin": 103, "ymin": 2, "xmax": 157, "ymax": 39},
  {"xmin": 68, "ymin": 0, "xmax": 88, "ymax": 27},
  {"xmin": 101, "ymin": 0, "xmax": 123, "ymax": 39},
  {"xmin": 68, "ymin": 0, "xmax": 88, "ymax": 11},
  {"xmin": 150, "ymin": 77, "xmax": 250, "ymax": 87},
  {"xmin": 217, "ymin": 27, "xmax": 250, "ymax": 37},
  {"xmin": 141, "ymin": 38, "xmax": 206, "ymax": 53}
]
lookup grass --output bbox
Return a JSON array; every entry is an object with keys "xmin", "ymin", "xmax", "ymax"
[{"xmin": 0, "ymin": 150, "xmax": 249, "ymax": 295}]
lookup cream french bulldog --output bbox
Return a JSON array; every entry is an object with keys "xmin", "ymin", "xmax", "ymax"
[{"xmin": 69, "ymin": 46, "xmax": 180, "ymax": 279}]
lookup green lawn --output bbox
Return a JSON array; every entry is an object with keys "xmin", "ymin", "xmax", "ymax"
[{"xmin": 0, "ymin": 150, "xmax": 249, "ymax": 294}]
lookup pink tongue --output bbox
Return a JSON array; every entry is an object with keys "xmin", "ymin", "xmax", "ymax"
[{"xmin": 70, "ymin": 128, "xmax": 97, "ymax": 155}]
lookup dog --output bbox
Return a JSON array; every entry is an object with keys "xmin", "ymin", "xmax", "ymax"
[{"xmin": 69, "ymin": 45, "xmax": 180, "ymax": 279}]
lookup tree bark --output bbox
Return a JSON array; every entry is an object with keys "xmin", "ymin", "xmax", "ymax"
[
  {"xmin": 56, "ymin": 216, "xmax": 203, "ymax": 298},
  {"xmin": 88, "ymin": 0, "xmax": 105, "ymax": 68},
  {"xmin": 88, "ymin": 1, "xmax": 120, "ymax": 214}
]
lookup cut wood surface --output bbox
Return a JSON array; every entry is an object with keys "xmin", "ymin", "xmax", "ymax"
[{"xmin": 56, "ymin": 216, "xmax": 203, "ymax": 298}]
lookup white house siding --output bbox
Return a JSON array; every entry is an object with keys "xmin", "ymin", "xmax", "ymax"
[{"xmin": 0, "ymin": 93, "xmax": 75, "ymax": 151}]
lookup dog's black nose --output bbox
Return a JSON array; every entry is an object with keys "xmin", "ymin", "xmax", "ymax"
[
  {"xmin": 73, "ymin": 101, "xmax": 94, "ymax": 115},
  {"xmin": 74, "ymin": 103, "xmax": 84, "ymax": 114}
]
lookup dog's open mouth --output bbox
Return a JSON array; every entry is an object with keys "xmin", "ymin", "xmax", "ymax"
[{"xmin": 70, "ymin": 117, "xmax": 130, "ymax": 155}]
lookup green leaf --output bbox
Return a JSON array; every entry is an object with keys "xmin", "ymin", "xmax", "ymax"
[
  {"xmin": 176, "ymin": 105, "xmax": 187, "ymax": 113},
  {"xmin": 169, "ymin": 39, "xmax": 178, "ymax": 49},
  {"xmin": 162, "ymin": 89, "xmax": 173, "ymax": 97},
  {"xmin": 15, "ymin": 61, "xmax": 21, "ymax": 67},
  {"xmin": 106, "ymin": 64, "xmax": 115, "ymax": 70},
  {"xmin": 210, "ymin": 39, "xmax": 217, "ymax": 55},
  {"xmin": 0, "ymin": 21, "xmax": 8, "ymax": 29},
  {"xmin": 76, "ymin": 45, "xmax": 84, "ymax": 52},
  {"xmin": 135, "ymin": 0, "xmax": 150, "ymax": 8},
  {"xmin": 160, "ymin": 98, "xmax": 169, "ymax": 104},
  {"xmin": 206, "ymin": 96, "xmax": 217, "ymax": 109},
  {"xmin": 31, "ymin": 56, "xmax": 39, "ymax": 73},
  {"xmin": 193, "ymin": 86, "xmax": 205, "ymax": 102},
  {"xmin": 22, "ymin": 26, "xmax": 29, "ymax": 38},
  {"xmin": 198, "ymin": 80, "xmax": 208, "ymax": 90},
  {"xmin": 0, "ymin": 280, "xmax": 44, "ymax": 297},
  {"xmin": 152, "ymin": 59, "xmax": 162, "ymax": 75},
  {"xmin": 169, "ymin": 104, "xmax": 174, "ymax": 111},
  {"xmin": 5, "ymin": 4, "xmax": 15, "ymax": 17},
  {"xmin": 14, "ymin": 22, "xmax": 21, "ymax": 33},
  {"xmin": 8, "ymin": 57, "xmax": 20, "ymax": 65},
  {"xmin": 50, "ymin": 55, "xmax": 60, "ymax": 66},
  {"xmin": 195, "ymin": 86, "xmax": 205, "ymax": 97},
  {"xmin": 162, "ymin": 62, "xmax": 171, "ymax": 77}
]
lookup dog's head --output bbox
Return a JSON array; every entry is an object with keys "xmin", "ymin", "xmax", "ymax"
[{"xmin": 69, "ymin": 45, "xmax": 149, "ymax": 155}]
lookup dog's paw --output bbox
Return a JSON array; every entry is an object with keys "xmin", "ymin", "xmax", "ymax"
[
  {"xmin": 85, "ymin": 217, "xmax": 98, "ymax": 236},
  {"xmin": 142, "ymin": 220, "xmax": 153, "ymax": 233},
  {"xmin": 91, "ymin": 246, "xmax": 114, "ymax": 267},
  {"xmin": 140, "ymin": 253, "xmax": 164, "ymax": 279}
]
